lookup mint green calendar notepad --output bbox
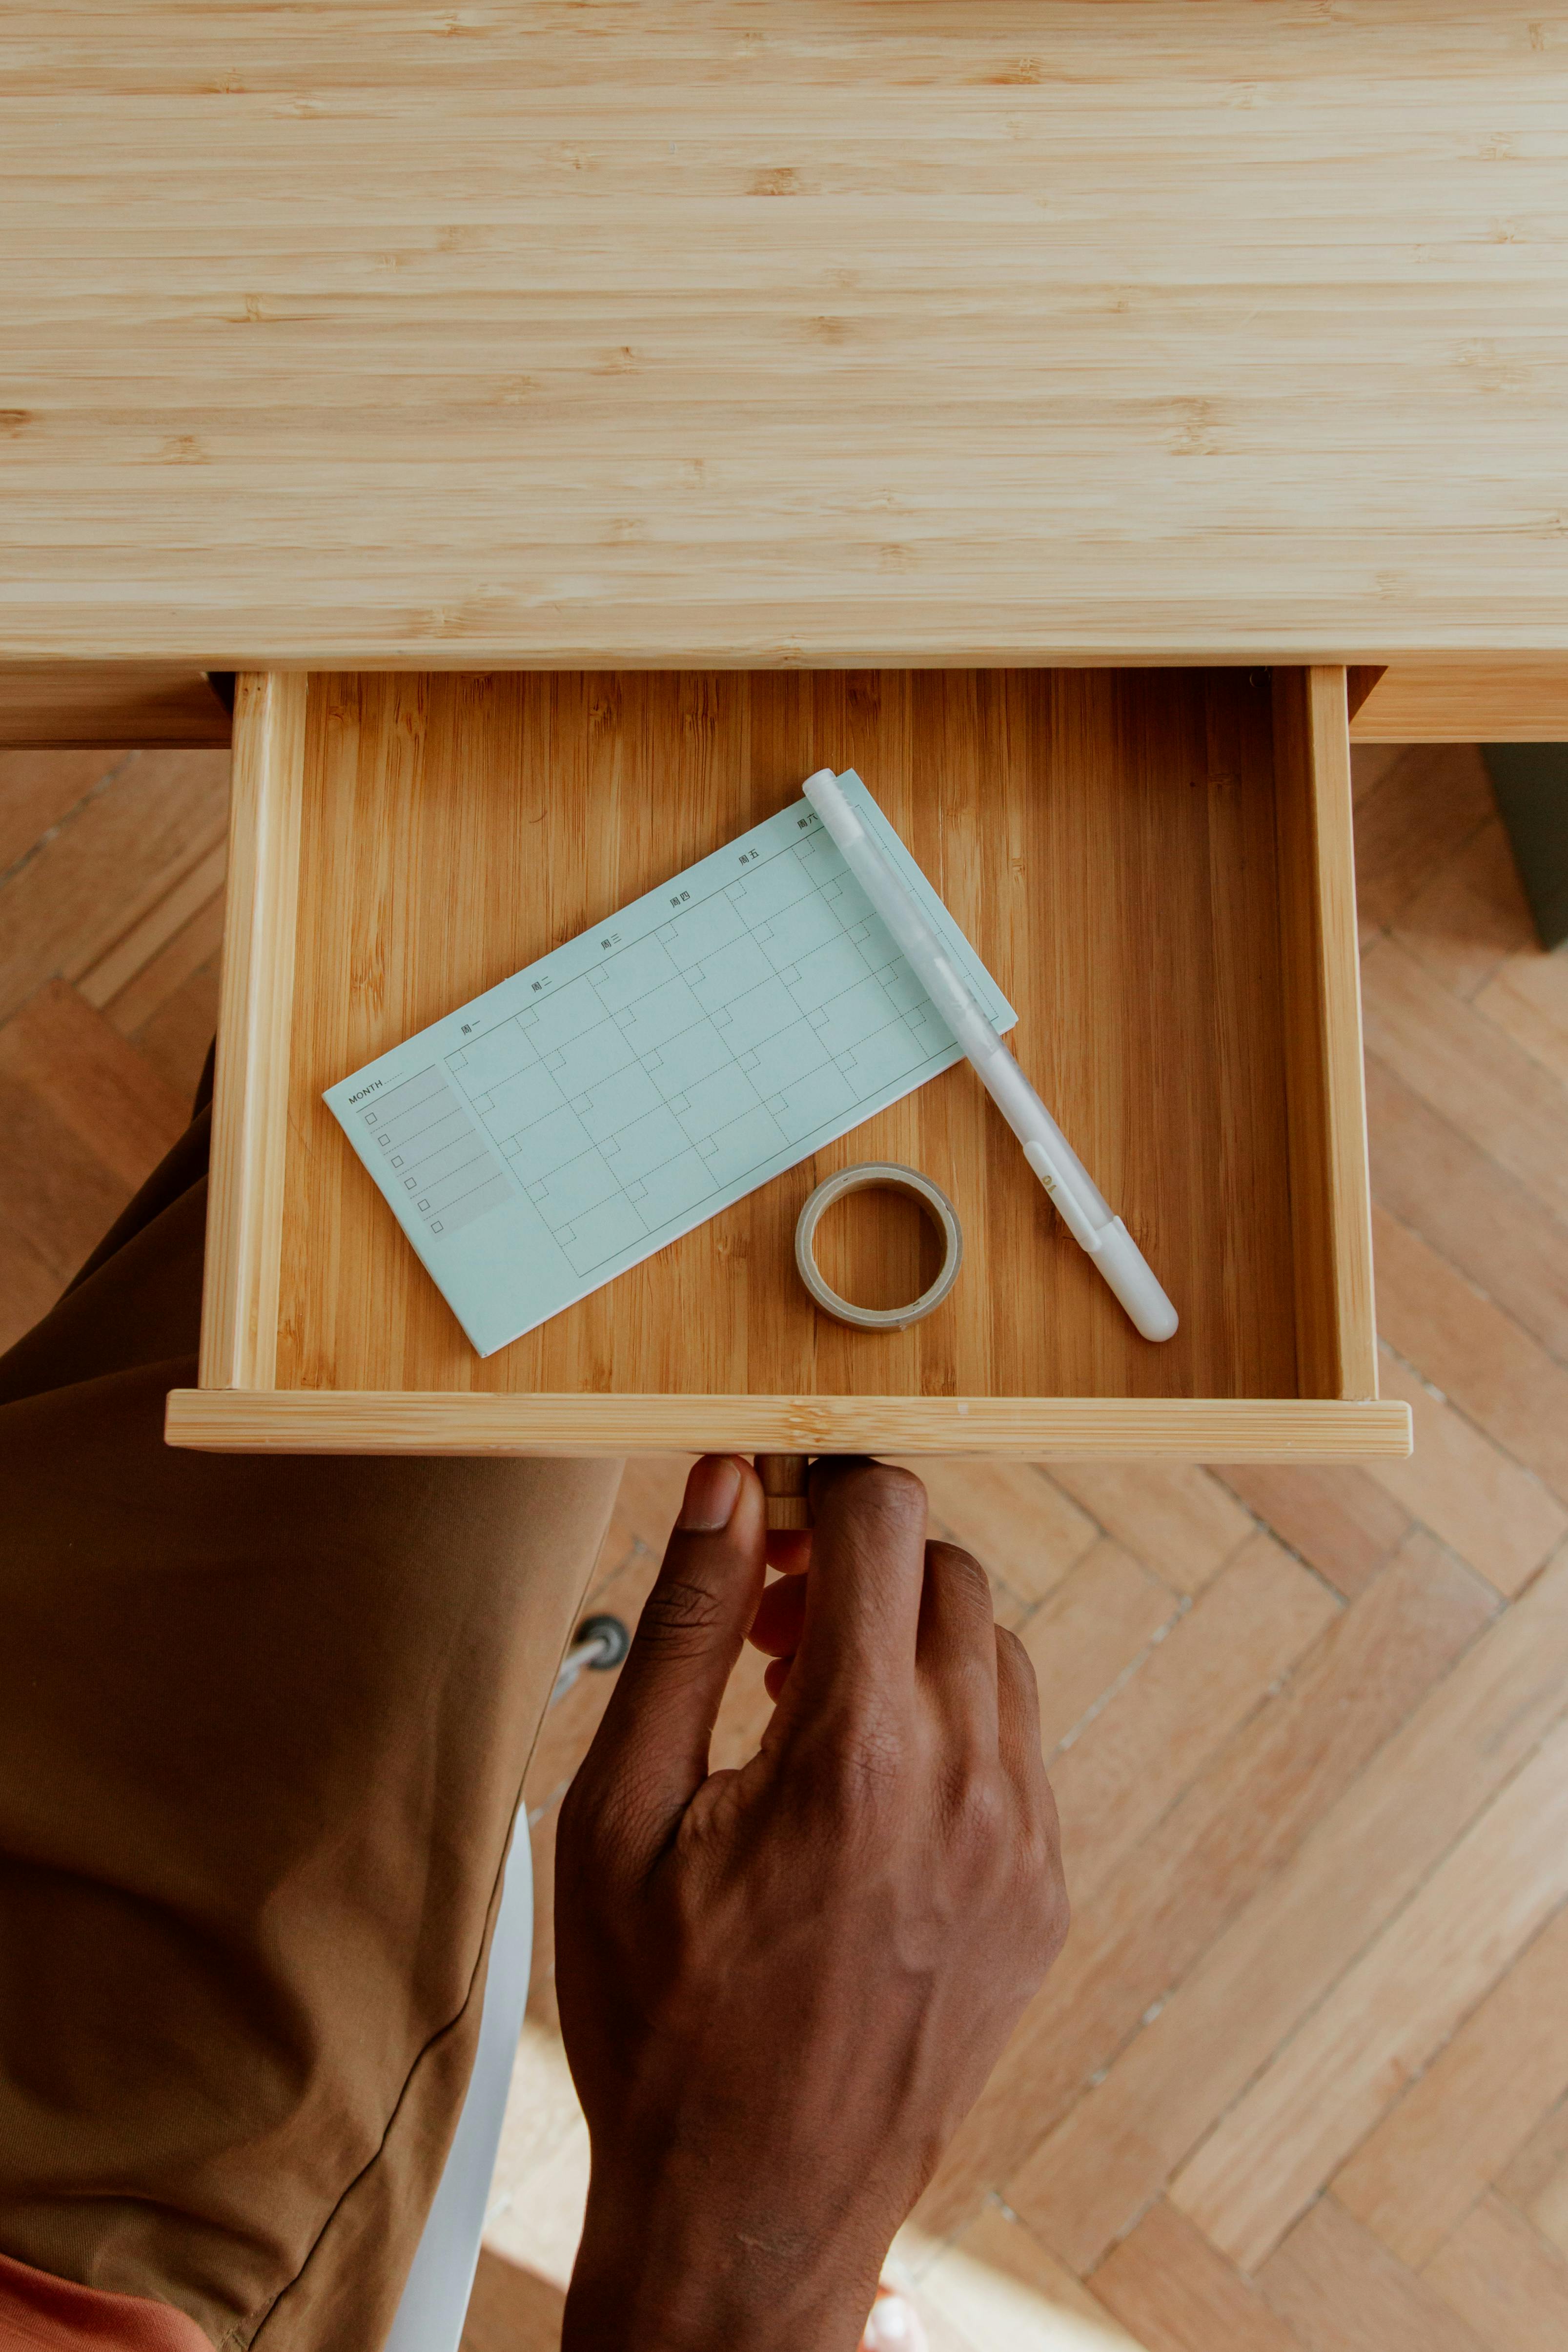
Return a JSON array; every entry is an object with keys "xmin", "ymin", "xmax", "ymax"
[{"xmin": 323, "ymin": 772, "xmax": 1016, "ymax": 1357}]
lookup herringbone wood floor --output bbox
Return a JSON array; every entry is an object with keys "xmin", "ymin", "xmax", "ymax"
[{"xmin": 3, "ymin": 736, "xmax": 1565, "ymax": 2352}]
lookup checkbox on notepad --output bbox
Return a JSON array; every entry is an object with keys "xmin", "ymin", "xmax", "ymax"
[
  {"xmin": 739, "ymin": 1049, "xmax": 761, "ymax": 1071},
  {"xmin": 699, "ymin": 1137, "xmax": 720, "ymax": 1157},
  {"xmin": 603, "ymin": 1138, "xmax": 620, "ymax": 1158},
  {"xmin": 755, "ymin": 922, "xmax": 774, "ymax": 944},
  {"xmin": 475, "ymin": 1092, "xmax": 492, "ymax": 1112},
  {"xmin": 809, "ymin": 1007, "xmax": 829, "ymax": 1028},
  {"xmin": 450, "ymin": 1051, "xmax": 468, "ymax": 1068},
  {"xmin": 669, "ymin": 1092, "xmax": 690, "ymax": 1114},
  {"xmin": 767, "ymin": 1093, "xmax": 787, "ymax": 1115},
  {"xmin": 529, "ymin": 1181, "xmax": 548, "ymax": 1204},
  {"xmin": 627, "ymin": 1180, "xmax": 648, "ymax": 1202},
  {"xmin": 546, "ymin": 1047, "xmax": 567, "ymax": 1072},
  {"xmin": 558, "ymin": 1225, "xmax": 576, "ymax": 1245},
  {"xmin": 572, "ymin": 1094, "xmax": 591, "ymax": 1114},
  {"xmin": 645, "ymin": 1050, "xmax": 663, "ymax": 1071},
  {"xmin": 778, "ymin": 964, "xmax": 799, "ymax": 984},
  {"xmin": 417, "ymin": 1198, "xmax": 430, "ymax": 1212},
  {"xmin": 430, "ymin": 1219, "xmax": 443, "ymax": 1233},
  {"xmin": 404, "ymin": 1177, "xmax": 418, "ymax": 1190},
  {"xmin": 391, "ymin": 1154, "xmax": 404, "ymax": 1167},
  {"xmin": 713, "ymin": 1009, "xmax": 733, "ymax": 1028},
  {"xmin": 850, "ymin": 919, "xmax": 872, "ymax": 942}
]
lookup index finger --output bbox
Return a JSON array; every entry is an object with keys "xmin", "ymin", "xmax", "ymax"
[{"xmin": 784, "ymin": 1457, "xmax": 929, "ymax": 1709}]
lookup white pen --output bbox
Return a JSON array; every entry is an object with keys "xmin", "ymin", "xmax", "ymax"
[{"xmin": 802, "ymin": 768, "xmax": 1178, "ymax": 1343}]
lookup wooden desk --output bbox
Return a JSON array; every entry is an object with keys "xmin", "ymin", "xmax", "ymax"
[
  {"xmin": 12, "ymin": 3, "xmax": 1563, "ymax": 1460},
  {"xmin": 2, "ymin": 4, "xmax": 1566, "ymax": 676}
]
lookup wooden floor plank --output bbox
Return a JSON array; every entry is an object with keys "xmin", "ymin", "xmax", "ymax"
[
  {"xmin": 904, "ymin": 2302, "xmax": 976, "ymax": 2352},
  {"xmin": 908, "ymin": 1458, "xmax": 1100, "ymax": 1610},
  {"xmin": 1212, "ymin": 1466, "xmax": 1410, "ymax": 1601},
  {"xmin": 481, "ymin": 2018, "xmax": 591, "ymax": 2294},
  {"xmin": 1017, "ymin": 1539, "xmax": 1178, "ymax": 1754},
  {"xmin": 0, "ymin": 748, "xmax": 124, "ymax": 879},
  {"xmin": 0, "ymin": 980, "xmax": 187, "ymax": 1187},
  {"xmin": 1360, "ymin": 934, "xmax": 1568, "ymax": 1224},
  {"xmin": 78, "ymin": 841, "xmax": 227, "ymax": 1012},
  {"xmin": 125, "ymin": 946, "xmax": 222, "ymax": 1107},
  {"xmin": 1425, "ymin": 2192, "xmax": 1568, "ymax": 2352},
  {"xmin": 1369, "ymin": 1350, "xmax": 1566, "ymax": 1597},
  {"xmin": 916, "ymin": 1534, "xmax": 1490, "ymax": 2243},
  {"xmin": 0, "ymin": 1065, "xmax": 136, "ymax": 1284},
  {"xmin": 1474, "ymin": 942, "xmax": 1568, "ymax": 1087},
  {"xmin": 0, "ymin": 1228, "xmax": 65, "ymax": 1356},
  {"xmin": 1348, "ymin": 745, "xmax": 1403, "ymax": 811},
  {"xmin": 1037, "ymin": 1464, "xmax": 1253, "ymax": 1597},
  {"xmin": 459, "ymin": 2249, "xmax": 567, "ymax": 2352},
  {"xmin": 1089, "ymin": 2201, "xmax": 1304, "ymax": 2352},
  {"xmin": 1525, "ymin": 2154, "xmax": 1568, "ymax": 2262},
  {"xmin": 1364, "ymin": 1054, "xmax": 1568, "ymax": 1368},
  {"xmin": 1048, "ymin": 1535, "xmax": 1338, "ymax": 1903},
  {"xmin": 1333, "ymin": 1901, "xmax": 1568, "ymax": 2268},
  {"xmin": 1498, "ymin": 2092, "xmax": 1568, "ymax": 2217},
  {"xmin": 1352, "ymin": 745, "xmax": 1493, "ymax": 939},
  {"xmin": 915, "ymin": 2203, "xmax": 1144, "ymax": 2352},
  {"xmin": 1169, "ymin": 1716, "xmax": 1568, "ymax": 2268},
  {"xmin": 1387, "ymin": 814, "xmax": 1536, "ymax": 1002},
  {"xmin": 0, "ymin": 747, "xmax": 229, "ymax": 1025},
  {"xmin": 1004, "ymin": 1547, "xmax": 1568, "ymax": 2273},
  {"xmin": 102, "ymin": 884, "xmax": 225, "ymax": 1041},
  {"xmin": 1373, "ymin": 1204, "xmax": 1568, "ymax": 1502},
  {"xmin": 1258, "ymin": 2197, "xmax": 1488, "ymax": 2352}
]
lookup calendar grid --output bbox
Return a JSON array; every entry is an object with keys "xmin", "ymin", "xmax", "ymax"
[{"xmin": 325, "ymin": 774, "xmax": 1015, "ymax": 1356}]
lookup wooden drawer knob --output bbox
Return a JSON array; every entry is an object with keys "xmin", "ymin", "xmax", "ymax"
[{"xmin": 755, "ymin": 1452, "xmax": 813, "ymax": 1531}]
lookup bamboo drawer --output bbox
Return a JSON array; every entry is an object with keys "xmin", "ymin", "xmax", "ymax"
[{"xmin": 165, "ymin": 667, "xmax": 1408, "ymax": 1461}]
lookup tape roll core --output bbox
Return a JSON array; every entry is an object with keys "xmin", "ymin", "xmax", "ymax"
[{"xmin": 794, "ymin": 1161, "xmax": 964, "ymax": 1331}]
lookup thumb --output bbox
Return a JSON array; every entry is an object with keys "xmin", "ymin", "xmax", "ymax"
[{"xmin": 578, "ymin": 1455, "xmax": 766, "ymax": 1857}]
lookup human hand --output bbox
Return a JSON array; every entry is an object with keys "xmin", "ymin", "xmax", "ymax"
[{"xmin": 555, "ymin": 1454, "xmax": 1067, "ymax": 2352}]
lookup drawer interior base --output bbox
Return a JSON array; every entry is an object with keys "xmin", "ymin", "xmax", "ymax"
[{"xmin": 241, "ymin": 668, "xmax": 1368, "ymax": 1414}]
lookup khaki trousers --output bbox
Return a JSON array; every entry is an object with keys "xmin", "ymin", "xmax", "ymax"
[{"xmin": 0, "ymin": 1072, "xmax": 621, "ymax": 2349}]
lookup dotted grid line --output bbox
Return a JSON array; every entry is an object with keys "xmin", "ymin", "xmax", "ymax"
[{"xmin": 439, "ymin": 824, "xmax": 948, "ymax": 1276}]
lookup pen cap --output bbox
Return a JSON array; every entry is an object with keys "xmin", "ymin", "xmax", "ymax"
[{"xmin": 1089, "ymin": 1218, "xmax": 1180, "ymax": 1343}]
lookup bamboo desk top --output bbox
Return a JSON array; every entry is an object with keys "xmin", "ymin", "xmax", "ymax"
[{"xmin": 3, "ymin": 4, "xmax": 1566, "ymax": 674}]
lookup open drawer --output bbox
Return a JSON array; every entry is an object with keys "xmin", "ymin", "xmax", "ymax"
[{"xmin": 166, "ymin": 667, "xmax": 1408, "ymax": 1460}]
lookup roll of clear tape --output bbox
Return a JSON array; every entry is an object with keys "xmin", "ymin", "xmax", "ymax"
[{"xmin": 794, "ymin": 1162, "xmax": 964, "ymax": 1332}]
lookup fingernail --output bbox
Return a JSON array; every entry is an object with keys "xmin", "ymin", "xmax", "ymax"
[{"xmin": 678, "ymin": 1454, "xmax": 742, "ymax": 1531}]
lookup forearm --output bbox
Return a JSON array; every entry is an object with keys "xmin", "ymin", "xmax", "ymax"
[{"xmin": 563, "ymin": 2158, "xmax": 877, "ymax": 2352}]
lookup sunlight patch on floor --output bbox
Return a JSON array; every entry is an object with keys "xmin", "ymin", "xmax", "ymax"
[
  {"xmin": 897, "ymin": 2206, "xmax": 1141, "ymax": 2351},
  {"xmin": 482, "ymin": 2018, "xmax": 590, "ymax": 2291}
]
